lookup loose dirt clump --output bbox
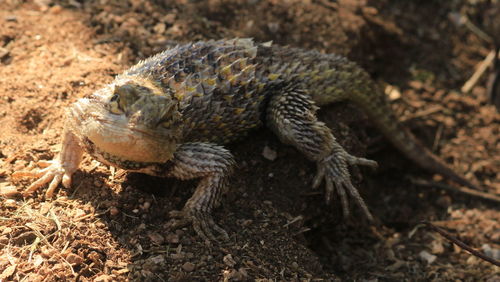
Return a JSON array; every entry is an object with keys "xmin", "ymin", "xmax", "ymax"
[{"xmin": 0, "ymin": 0, "xmax": 498, "ymax": 280}]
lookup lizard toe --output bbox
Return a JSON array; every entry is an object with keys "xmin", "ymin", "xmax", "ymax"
[
  {"xmin": 317, "ymin": 150, "xmax": 374, "ymax": 221},
  {"xmin": 13, "ymin": 159, "xmax": 74, "ymax": 198},
  {"xmin": 169, "ymin": 208, "xmax": 228, "ymax": 242},
  {"xmin": 345, "ymin": 154, "xmax": 378, "ymax": 168}
]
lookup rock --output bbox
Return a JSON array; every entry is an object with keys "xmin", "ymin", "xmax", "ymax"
[
  {"xmin": 94, "ymin": 274, "xmax": 114, "ymax": 282},
  {"xmin": 165, "ymin": 233, "xmax": 180, "ymax": 244},
  {"xmin": 182, "ymin": 262, "xmax": 195, "ymax": 272},
  {"xmin": 49, "ymin": 5, "xmax": 62, "ymax": 14},
  {"xmin": 482, "ymin": 244, "xmax": 500, "ymax": 260},
  {"xmin": 385, "ymin": 84, "xmax": 401, "ymax": 100},
  {"xmin": 148, "ymin": 255, "xmax": 165, "ymax": 264},
  {"xmin": 0, "ymin": 183, "xmax": 20, "ymax": 198},
  {"xmin": 171, "ymin": 253, "xmax": 184, "ymax": 260},
  {"xmin": 223, "ymin": 254, "xmax": 236, "ymax": 267},
  {"xmin": 419, "ymin": 250, "xmax": 436, "ymax": 264},
  {"xmin": 0, "ymin": 264, "xmax": 16, "ymax": 280},
  {"xmin": 148, "ymin": 232, "xmax": 165, "ymax": 245},
  {"xmin": 0, "ymin": 48, "xmax": 10, "ymax": 59},
  {"xmin": 66, "ymin": 253, "xmax": 84, "ymax": 265},
  {"xmin": 4, "ymin": 199, "xmax": 16, "ymax": 207},
  {"xmin": 262, "ymin": 145, "xmax": 277, "ymax": 161},
  {"xmin": 431, "ymin": 240, "xmax": 444, "ymax": 254},
  {"xmin": 4, "ymin": 15, "xmax": 17, "ymax": 22},
  {"xmin": 109, "ymin": 207, "xmax": 119, "ymax": 216}
]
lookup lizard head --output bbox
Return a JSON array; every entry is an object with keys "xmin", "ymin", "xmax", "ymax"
[{"xmin": 69, "ymin": 77, "xmax": 183, "ymax": 164}]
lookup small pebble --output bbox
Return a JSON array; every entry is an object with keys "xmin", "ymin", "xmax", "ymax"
[
  {"xmin": 5, "ymin": 15, "xmax": 17, "ymax": 22},
  {"xmin": 148, "ymin": 232, "xmax": 164, "ymax": 245},
  {"xmin": 182, "ymin": 262, "xmax": 195, "ymax": 272},
  {"xmin": 0, "ymin": 265, "xmax": 16, "ymax": 280},
  {"xmin": 0, "ymin": 48, "xmax": 10, "ymax": 59},
  {"xmin": 49, "ymin": 5, "xmax": 62, "ymax": 14},
  {"xmin": 482, "ymin": 244, "xmax": 500, "ymax": 260},
  {"xmin": 0, "ymin": 184, "xmax": 20, "ymax": 198},
  {"xmin": 66, "ymin": 253, "xmax": 84, "ymax": 265},
  {"xmin": 149, "ymin": 255, "xmax": 165, "ymax": 264},
  {"xmin": 109, "ymin": 207, "xmax": 119, "ymax": 216},
  {"xmin": 419, "ymin": 250, "xmax": 436, "ymax": 264},
  {"xmin": 2, "ymin": 227, "xmax": 12, "ymax": 235},
  {"xmin": 163, "ymin": 13, "xmax": 176, "ymax": 24},
  {"xmin": 153, "ymin": 23, "xmax": 166, "ymax": 34},
  {"xmin": 262, "ymin": 145, "xmax": 277, "ymax": 161},
  {"xmin": 94, "ymin": 274, "xmax": 114, "ymax": 282},
  {"xmin": 267, "ymin": 22, "xmax": 279, "ymax": 33},
  {"xmin": 4, "ymin": 199, "xmax": 17, "ymax": 207},
  {"xmin": 223, "ymin": 254, "xmax": 236, "ymax": 267},
  {"xmin": 40, "ymin": 246, "xmax": 54, "ymax": 258},
  {"xmin": 74, "ymin": 208, "xmax": 86, "ymax": 218},
  {"xmin": 165, "ymin": 233, "xmax": 180, "ymax": 244},
  {"xmin": 171, "ymin": 253, "xmax": 184, "ymax": 260},
  {"xmin": 385, "ymin": 84, "xmax": 401, "ymax": 100}
]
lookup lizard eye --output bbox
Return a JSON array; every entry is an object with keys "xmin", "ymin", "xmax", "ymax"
[{"xmin": 108, "ymin": 93, "xmax": 123, "ymax": 114}]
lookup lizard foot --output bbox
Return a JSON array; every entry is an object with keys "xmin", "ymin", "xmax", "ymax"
[
  {"xmin": 312, "ymin": 148, "xmax": 378, "ymax": 221},
  {"xmin": 12, "ymin": 159, "xmax": 73, "ymax": 198},
  {"xmin": 169, "ymin": 208, "xmax": 229, "ymax": 243}
]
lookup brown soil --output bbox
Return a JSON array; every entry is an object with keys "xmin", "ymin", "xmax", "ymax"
[{"xmin": 0, "ymin": 0, "xmax": 498, "ymax": 280}]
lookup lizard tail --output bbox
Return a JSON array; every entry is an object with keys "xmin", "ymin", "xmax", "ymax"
[{"xmin": 315, "ymin": 65, "xmax": 481, "ymax": 191}]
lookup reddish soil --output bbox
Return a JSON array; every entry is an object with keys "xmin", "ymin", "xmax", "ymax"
[{"xmin": 0, "ymin": 0, "xmax": 498, "ymax": 280}]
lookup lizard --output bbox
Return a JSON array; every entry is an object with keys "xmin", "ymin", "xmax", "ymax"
[{"xmin": 12, "ymin": 38, "xmax": 483, "ymax": 241}]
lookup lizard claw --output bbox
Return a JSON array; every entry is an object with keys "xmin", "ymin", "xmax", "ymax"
[
  {"xmin": 169, "ymin": 208, "xmax": 229, "ymax": 243},
  {"xmin": 12, "ymin": 159, "xmax": 73, "ymax": 198},
  {"xmin": 312, "ymin": 149, "xmax": 376, "ymax": 221}
]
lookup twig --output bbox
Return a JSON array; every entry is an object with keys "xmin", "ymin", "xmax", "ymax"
[
  {"xmin": 405, "ymin": 105, "xmax": 443, "ymax": 121},
  {"xmin": 422, "ymin": 221, "xmax": 500, "ymax": 267},
  {"xmin": 486, "ymin": 47, "xmax": 500, "ymax": 108},
  {"xmin": 449, "ymin": 12, "xmax": 493, "ymax": 43},
  {"xmin": 462, "ymin": 49, "xmax": 497, "ymax": 93},
  {"xmin": 432, "ymin": 124, "xmax": 444, "ymax": 152},
  {"xmin": 411, "ymin": 178, "xmax": 500, "ymax": 204}
]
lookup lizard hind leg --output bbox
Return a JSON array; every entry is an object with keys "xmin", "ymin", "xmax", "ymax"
[
  {"xmin": 266, "ymin": 85, "xmax": 378, "ymax": 221},
  {"xmin": 166, "ymin": 142, "xmax": 235, "ymax": 242}
]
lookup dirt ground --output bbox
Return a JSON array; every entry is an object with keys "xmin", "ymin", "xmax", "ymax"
[{"xmin": 0, "ymin": 0, "xmax": 499, "ymax": 280}]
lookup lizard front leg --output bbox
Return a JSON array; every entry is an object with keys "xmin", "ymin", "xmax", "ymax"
[
  {"xmin": 12, "ymin": 129, "xmax": 83, "ymax": 197},
  {"xmin": 166, "ymin": 142, "xmax": 235, "ymax": 242},
  {"xmin": 266, "ymin": 85, "xmax": 378, "ymax": 220}
]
